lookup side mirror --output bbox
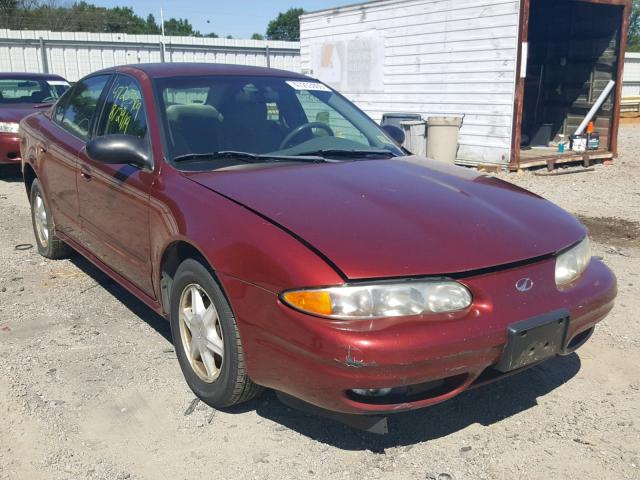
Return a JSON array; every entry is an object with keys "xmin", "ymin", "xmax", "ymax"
[
  {"xmin": 381, "ymin": 124, "xmax": 405, "ymax": 145},
  {"xmin": 86, "ymin": 134, "xmax": 150, "ymax": 168}
]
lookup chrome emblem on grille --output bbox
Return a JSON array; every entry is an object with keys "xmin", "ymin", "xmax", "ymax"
[{"xmin": 515, "ymin": 278, "xmax": 534, "ymax": 292}]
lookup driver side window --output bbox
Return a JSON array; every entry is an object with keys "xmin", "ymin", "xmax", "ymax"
[
  {"xmin": 97, "ymin": 75, "xmax": 148, "ymax": 139},
  {"xmin": 57, "ymin": 75, "xmax": 110, "ymax": 141}
]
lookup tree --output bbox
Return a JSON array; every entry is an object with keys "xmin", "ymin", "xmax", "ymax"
[
  {"xmin": 0, "ymin": 0, "xmax": 19, "ymax": 29},
  {"xmin": 145, "ymin": 13, "xmax": 160, "ymax": 34},
  {"xmin": 0, "ymin": 0, "xmax": 204, "ymax": 36},
  {"xmin": 629, "ymin": 0, "xmax": 640, "ymax": 52},
  {"xmin": 103, "ymin": 6, "xmax": 148, "ymax": 33},
  {"xmin": 251, "ymin": 32, "xmax": 264, "ymax": 40},
  {"xmin": 163, "ymin": 17, "xmax": 200, "ymax": 36},
  {"xmin": 266, "ymin": 7, "xmax": 304, "ymax": 41}
]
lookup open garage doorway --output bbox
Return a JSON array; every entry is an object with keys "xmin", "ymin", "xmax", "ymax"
[{"xmin": 515, "ymin": 0, "xmax": 628, "ymax": 169}]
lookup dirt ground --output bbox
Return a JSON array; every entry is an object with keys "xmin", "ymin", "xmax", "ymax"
[{"xmin": 1, "ymin": 126, "xmax": 639, "ymax": 480}]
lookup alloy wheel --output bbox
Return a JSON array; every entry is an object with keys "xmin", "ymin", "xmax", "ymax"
[
  {"xmin": 178, "ymin": 283, "xmax": 224, "ymax": 383},
  {"xmin": 33, "ymin": 193, "xmax": 49, "ymax": 248}
]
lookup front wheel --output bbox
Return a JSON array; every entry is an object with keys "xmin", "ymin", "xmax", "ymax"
[
  {"xmin": 169, "ymin": 259, "xmax": 262, "ymax": 408},
  {"xmin": 29, "ymin": 179, "xmax": 72, "ymax": 259}
]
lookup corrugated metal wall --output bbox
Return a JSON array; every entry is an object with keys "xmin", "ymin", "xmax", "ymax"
[
  {"xmin": 0, "ymin": 29, "xmax": 301, "ymax": 82},
  {"xmin": 623, "ymin": 53, "xmax": 640, "ymax": 97},
  {"xmin": 300, "ymin": 0, "xmax": 521, "ymax": 166}
]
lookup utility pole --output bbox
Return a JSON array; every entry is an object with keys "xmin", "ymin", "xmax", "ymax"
[{"xmin": 159, "ymin": 7, "xmax": 167, "ymax": 62}]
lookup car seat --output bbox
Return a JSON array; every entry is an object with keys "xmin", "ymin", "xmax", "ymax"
[
  {"xmin": 30, "ymin": 90, "xmax": 47, "ymax": 103},
  {"xmin": 166, "ymin": 104, "xmax": 223, "ymax": 156},
  {"xmin": 220, "ymin": 91, "xmax": 283, "ymax": 153}
]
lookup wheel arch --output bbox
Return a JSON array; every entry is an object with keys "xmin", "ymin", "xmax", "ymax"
[
  {"xmin": 158, "ymin": 239, "xmax": 221, "ymax": 316},
  {"xmin": 23, "ymin": 162, "xmax": 37, "ymax": 197}
]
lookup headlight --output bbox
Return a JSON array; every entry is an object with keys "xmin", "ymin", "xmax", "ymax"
[
  {"xmin": 0, "ymin": 122, "xmax": 19, "ymax": 134},
  {"xmin": 281, "ymin": 280, "xmax": 472, "ymax": 320},
  {"xmin": 555, "ymin": 237, "xmax": 591, "ymax": 286}
]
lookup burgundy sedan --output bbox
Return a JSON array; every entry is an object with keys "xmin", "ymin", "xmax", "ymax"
[
  {"xmin": 19, "ymin": 64, "xmax": 616, "ymax": 424},
  {"xmin": 1, "ymin": 72, "xmax": 69, "ymax": 168}
]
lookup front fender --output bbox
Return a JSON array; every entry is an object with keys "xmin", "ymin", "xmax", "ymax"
[{"xmin": 149, "ymin": 168, "xmax": 344, "ymax": 305}]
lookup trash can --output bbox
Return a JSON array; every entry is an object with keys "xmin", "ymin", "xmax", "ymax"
[
  {"xmin": 380, "ymin": 112, "xmax": 423, "ymax": 129},
  {"xmin": 426, "ymin": 116, "xmax": 464, "ymax": 163},
  {"xmin": 400, "ymin": 120, "xmax": 427, "ymax": 157}
]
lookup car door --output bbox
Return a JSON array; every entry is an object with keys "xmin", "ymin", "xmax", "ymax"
[
  {"xmin": 41, "ymin": 75, "xmax": 111, "ymax": 240},
  {"xmin": 76, "ymin": 74, "xmax": 154, "ymax": 296}
]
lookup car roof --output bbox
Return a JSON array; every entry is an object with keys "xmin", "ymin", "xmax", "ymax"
[
  {"xmin": 0, "ymin": 72, "xmax": 68, "ymax": 81},
  {"xmin": 99, "ymin": 63, "xmax": 309, "ymax": 80}
]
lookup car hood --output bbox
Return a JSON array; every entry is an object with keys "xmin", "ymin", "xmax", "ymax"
[
  {"xmin": 0, "ymin": 103, "xmax": 48, "ymax": 123},
  {"xmin": 185, "ymin": 157, "xmax": 586, "ymax": 280}
]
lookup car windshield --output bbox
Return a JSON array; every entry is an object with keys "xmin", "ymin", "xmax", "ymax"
[
  {"xmin": 155, "ymin": 75, "xmax": 404, "ymax": 166},
  {"xmin": 0, "ymin": 78, "xmax": 70, "ymax": 104}
]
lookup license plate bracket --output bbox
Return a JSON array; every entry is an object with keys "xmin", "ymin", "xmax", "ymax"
[{"xmin": 495, "ymin": 309, "xmax": 569, "ymax": 373}]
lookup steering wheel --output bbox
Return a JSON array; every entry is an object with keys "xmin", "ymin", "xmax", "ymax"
[
  {"xmin": 40, "ymin": 96, "xmax": 56, "ymax": 103},
  {"xmin": 279, "ymin": 122, "xmax": 335, "ymax": 150}
]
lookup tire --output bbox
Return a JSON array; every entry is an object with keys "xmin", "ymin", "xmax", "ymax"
[
  {"xmin": 169, "ymin": 258, "xmax": 262, "ymax": 408},
  {"xmin": 29, "ymin": 179, "xmax": 72, "ymax": 259}
]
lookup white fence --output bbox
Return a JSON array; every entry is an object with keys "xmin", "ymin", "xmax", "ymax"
[
  {"xmin": 0, "ymin": 29, "xmax": 301, "ymax": 81},
  {"xmin": 623, "ymin": 52, "xmax": 640, "ymax": 98}
]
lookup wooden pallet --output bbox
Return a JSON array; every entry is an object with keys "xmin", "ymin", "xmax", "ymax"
[
  {"xmin": 621, "ymin": 97, "xmax": 640, "ymax": 114},
  {"xmin": 511, "ymin": 150, "xmax": 613, "ymax": 171}
]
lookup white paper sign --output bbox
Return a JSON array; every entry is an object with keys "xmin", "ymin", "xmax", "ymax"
[
  {"xmin": 520, "ymin": 43, "xmax": 528, "ymax": 79},
  {"xmin": 286, "ymin": 81, "xmax": 332, "ymax": 92},
  {"xmin": 310, "ymin": 30, "xmax": 385, "ymax": 93}
]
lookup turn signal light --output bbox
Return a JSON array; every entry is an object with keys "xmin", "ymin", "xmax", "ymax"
[{"xmin": 282, "ymin": 290, "xmax": 333, "ymax": 316}]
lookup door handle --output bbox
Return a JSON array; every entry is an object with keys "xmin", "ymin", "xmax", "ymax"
[
  {"xmin": 38, "ymin": 145, "xmax": 47, "ymax": 154},
  {"xmin": 80, "ymin": 168, "xmax": 92, "ymax": 181}
]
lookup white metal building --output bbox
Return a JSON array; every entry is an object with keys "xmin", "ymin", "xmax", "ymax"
[
  {"xmin": 623, "ymin": 52, "xmax": 640, "ymax": 98},
  {"xmin": 300, "ymin": 0, "xmax": 631, "ymax": 169}
]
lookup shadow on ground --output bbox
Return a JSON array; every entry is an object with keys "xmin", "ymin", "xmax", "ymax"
[
  {"xmin": 0, "ymin": 165, "xmax": 23, "ymax": 183},
  {"xmin": 69, "ymin": 250, "xmax": 582, "ymax": 451},
  {"xmin": 69, "ymin": 255, "xmax": 172, "ymax": 343},
  {"xmin": 248, "ymin": 355, "xmax": 580, "ymax": 451}
]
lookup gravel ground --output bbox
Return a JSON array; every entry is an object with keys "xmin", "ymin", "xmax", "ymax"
[{"xmin": 1, "ymin": 125, "xmax": 639, "ymax": 480}]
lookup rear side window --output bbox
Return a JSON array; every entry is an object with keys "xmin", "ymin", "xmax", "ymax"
[
  {"xmin": 97, "ymin": 75, "xmax": 148, "ymax": 139},
  {"xmin": 57, "ymin": 75, "xmax": 110, "ymax": 141},
  {"xmin": 46, "ymin": 80, "xmax": 71, "ymax": 98}
]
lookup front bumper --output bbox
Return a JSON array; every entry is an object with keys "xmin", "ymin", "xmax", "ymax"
[
  {"xmin": 0, "ymin": 134, "xmax": 21, "ymax": 164},
  {"xmin": 223, "ymin": 257, "xmax": 616, "ymax": 415}
]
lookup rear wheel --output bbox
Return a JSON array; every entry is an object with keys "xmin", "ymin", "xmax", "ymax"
[
  {"xmin": 29, "ymin": 179, "xmax": 72, "ymax": 259},
  {"xmin": 169, "ymin": 259, "xmax": 262, "ymax": 408}
]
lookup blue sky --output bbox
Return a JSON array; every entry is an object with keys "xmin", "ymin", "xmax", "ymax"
[{"xmin": 94, "ymin": 1, "xmax": 347, "ymax": 38}]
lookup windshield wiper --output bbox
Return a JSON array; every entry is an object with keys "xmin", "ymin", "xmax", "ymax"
[
  {"xmin": 296, "ymin": 148, "xmax": 397, "ymax": 159},
  {"xmin": 172, "ymin": 150, "xmax": 327, "ymax": 164}
]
